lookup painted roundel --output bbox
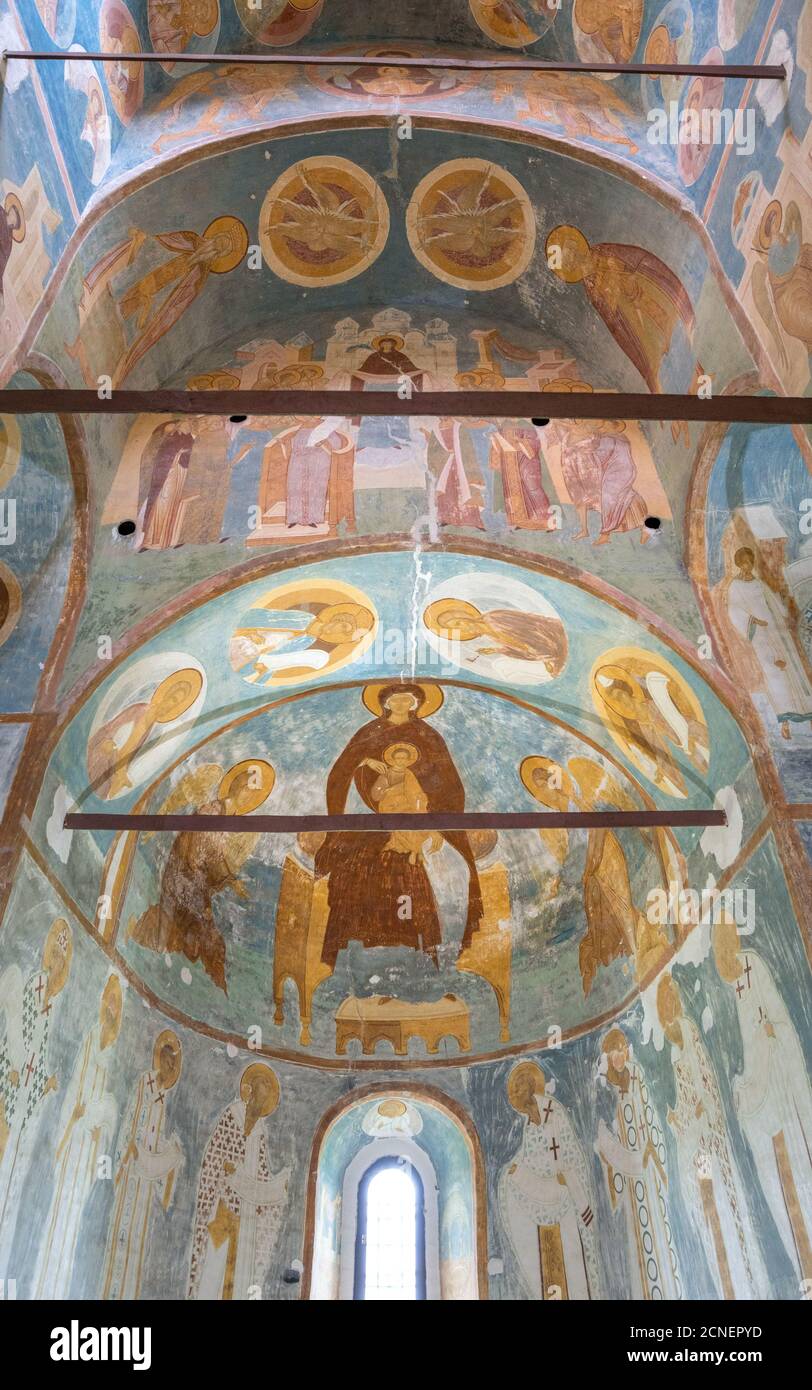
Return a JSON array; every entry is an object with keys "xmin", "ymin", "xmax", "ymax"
[
  {"xmin": 406, "ymin": 160, "xmax": 536, "ymax": 291},
  {"xmin": 234, "ymin": 0, "xmax": 323, "ymax": 47},
  {"xmin": 260, "ymin": 158, "xmax": 390, "ymax": 287},
  {"xmin": 0, "ymin": 561, "xmax": 22, "ymax": 651},
  {"xmin": 469, "ymin": 0, "xmax": 557, "ymax": 48}
]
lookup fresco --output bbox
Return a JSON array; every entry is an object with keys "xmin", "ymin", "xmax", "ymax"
[
  {"xmin": 705, "ymin": 423, "xmax": 812, "ymax": 801},
  {"xmin": 2, "ymin": 0, "xmax": 811, "ymax": 1308},
  {"xmin": 0, "ymin": 379, "xmax": 75, "ymax": 715},
  {"xmin": 23, "ymin": 549, "xmax": 769, "ymax": 1069},
  {"xmin": 0, "ymin": 827, "xmax": 808, "ymax": 1300}
]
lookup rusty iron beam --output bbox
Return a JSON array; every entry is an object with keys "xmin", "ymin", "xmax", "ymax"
[
  {"xmin": 64, "ymin": 810, "xmax": 726, "ymax": 833},
  {"xmin": 1, "ymin": 52, "xmax": 786, "ymax": 79},
  {"xmin": 2, "ymin": 389, "xmax": 810, "ymax": 425}
]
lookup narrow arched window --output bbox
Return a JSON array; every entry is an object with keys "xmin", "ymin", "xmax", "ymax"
[{"xmin": 354, "ymin": 1156, "xmax": 426, "ymax": 1301}]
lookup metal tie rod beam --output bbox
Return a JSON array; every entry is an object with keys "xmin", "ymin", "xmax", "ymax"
[
  {"xmin": 64, "ymin": 810, "xmax": 726, "ymax": 834},
  {"xmin": 1, "ymin": 51, "xmax": 786, "ymax": 79},
  {"xmin": 3, "ymin": 389, "xmax": 811, "ymax": 425}
]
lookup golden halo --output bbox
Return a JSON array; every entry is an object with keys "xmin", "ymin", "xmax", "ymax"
[
  {"xmin": 378, "ymin": 1099, "xmax": 408, "ymax": 1118},
  {"xmin": 288, "ymin": 0, "xmax": 322, "ymax": 8},
  {"xmin": 0, "ymin": 561, "xmax": 22, "ymax": 650},
  {"xmin": 383, "ymin": 742, "xmax": 419, "ymax": 767},
  {"xmin": 758, "ymin": 199, "xmax": 783, "ymax": 250},
  {"xmin": 362, "ymin": 681, "xmax": 444, "ymax": 718},
  {"xmin": 423, "ymin": 597, "xmax": 481, "ymax": 637},
  {"xmin": 541, "ymin": 377, "xmax": 593, "ymax": 393},
  {"xmin": 240, "ymin": 1062, "xmax": 280, "ymax": 1115},
  {"xmin": 546, "ymin": 225, "xmax": 590, "ymax": 283},
  {"xmin": 202, "ymin": 216, "xmax": 249, "ymax": 273},
  {"xmin": 43, "ymin": 917, "xmax": 73, "ymax": 989},
  {"xmin": 371, "ymin": 333, "xmax": 405, "ymax": 351},
  {"xmin": 507, "ymin": 1060, "xmax": 545, "ymax": 1113},
  {"xmin": 148, "ymin": 667, "xmax": 203, "ymax": 723},
  {"xmin": 0, "ymin": 414, "xmax": 22, "ymax": 491},
  {"xmin": 102, "ymin": 972, "xmax": 123, "ymax": 1017},
  {"xmin": 186, "ymin": 371, "xmax": 240, "ymax": 390},
  {"xmin": 5, "ymin": 193, "xmax": 26, "ymax": 243},
  {"xmin": 316, "ymin": 601, "xmax": 376, "ymax": 631},
  {"xmin": 153, "ymin": 1028, "xmax": 183, "ymax": 1082},
  {"xmin": 218, "ymin": 759, "xmax": 275, "ymax": 814},
  {"xmin": 520, "ymin": 754, "xmax": 575, "ymax": 809}
]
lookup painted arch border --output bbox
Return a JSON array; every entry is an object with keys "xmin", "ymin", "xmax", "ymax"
[
  {"xmin": 300, "ymin": 1081, "xmax": 490, "ymax": 1300},
  {"xmin": 4, "ymin": 537, "xmax": 792, "ymax": 1070},
  {"xmin": 2, "ymin": 112, "xmax": 785, "ymax": 395}
]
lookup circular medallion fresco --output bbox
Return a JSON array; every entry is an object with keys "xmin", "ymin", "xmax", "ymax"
[
  {"xmin": 572, "ymin": 0, "xmax": 644, "ymax": 70},
  {"xmin": 229, "ymin": 578, "xmax": 378, "ymax": 687},
  {"xmin": 591, "ymin": 646, "xmax": 710, "ymax": 799},
  {"xmin": 147, "ymin": 0, "xmax": 221, "ymax": 73},
  {"xmin": 469, "ymin": 0, "xmax": 557, "ymax": 48},
  {"xmin": 234, "ymin": 0, "xmax": 323, "ymax": 47},
  {"xmin": 676, "ymin": 50, "xmax": 725, "ymax": 188},
  {"xmin": 308, "ymin": 45, "xmax": 478, "ymax": 100},
  {"xmin": 0, "ymin": 561, "xmax": 22, "ymax": 650},
  {"xmin": 99, "ymin": 0, "xmax": 144, "ymax": 124},
  {"xmin": 406, "ymin": 159, "xmax": 535, "ymax": 291},
  {"xmin": 260, "ymin": 157, "xmax": 390, "ymax": 286},
  {"xmin": 87, "ymin": 654, "xmax": 206, "ymax": 801},
  {"xmin": 0, "ymin": 415, "xmax": 21, "ymax": 491}
]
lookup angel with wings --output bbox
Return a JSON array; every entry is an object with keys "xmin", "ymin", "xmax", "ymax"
[
  {"xmin": 520, "ymin": 754, "xmax": 670, "ymax": 995},
  {"xmin": 750, "ymin": 199, "xmax": 812, "ymax": 376},
  {"xmin": 127, "ymin": 759, "xmax": 274, "ymax": 992}
]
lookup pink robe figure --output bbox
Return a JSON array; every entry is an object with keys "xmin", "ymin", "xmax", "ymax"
[
  {"xmin": 285, "ymin": 427, "xmax": 337, "ymax": 527},
  {"xmin": 561, "ymin": 429, "xmax": 647, "ymax": 539},
  {"xmin": 137, "ymin": 427, "xmax": 196, "ymax": 550},
  {"xmin": 429, "ymin": 419, "xmax": 485, "ymax": 530},
  {"xmin": 490, "ymin": 424, "xmax": 553, "ymax": 530}
]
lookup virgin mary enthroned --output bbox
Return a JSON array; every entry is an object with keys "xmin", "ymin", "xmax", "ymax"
[{"xmin": 314, "ymin": 683, "xmax": 484, "ymax": 967}]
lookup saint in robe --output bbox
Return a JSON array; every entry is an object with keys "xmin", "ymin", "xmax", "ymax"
[
  {"xmin": 230, "ymin": 599, "xmax": 375, "ymax": 684},
  {"xmin": 0, "ymin": 919, "xmax": 72, "ymax": 1273},
  {"xmin": 314, "ymin": 684, "xmax": 484, "ymax": 967},
  {"xmin": 713, "ymin": 917, "xmax": 812, "ymax": 1281},
  {"xmin": 750, "ymin": 200, "xmax": 812, "ymax": 371},
  {"xmin": 188, "ymin": 1064, "xmax": 290, "ymax": 1300},
  {"xmin": 425, "ymin": 600, "xmax": 568, "ymax": 676},
  {"xmin": 135, "ymin": 421, "xmax": 197, "ymax": 550},
  {"xmin": 112, "ymin": 217, "xmax": 248, "ymax": 386},
  {"xmin": 520, "ymin": 755, "xmax": 667, "ymax": 994},
  {"xmin": 574, "ymin": 0, "xmax": 643, "ymax": 64},
  {"xmin": 521, "ymin": 70, "xmax": 639, "ymax": 153},
  {"xmin": 87, "ymin": 666, "xmax": 203, "ymax": 801},
  {"xmin": 597, "ymin": 1027, "xmax": 682, "ymax": 1299},
  {"xmin": 721, "ymin": 546, "xmax": 812, "ymax": 740},
  {"xmin": 547, "ymin": 225, "xmax": 695, "ymax": 393},
  {"xmin": 351, "ymin": 335, "xmax": 424, "ymax": 455},
  {"xmin": 423, "ymin": 418, "xmax": 486, "ymax": 529},
  {"xmin": 657, "ymin": 974, "xmax": 765, "ymax": 1299},
  {"xmin": 489, "ymin": 422, "xmax": 555, "ymax": 530},
  {"xmin": 128, "ymin": 762, "xmax": 274, "ymax": 992},
  {"xmin": 257, "ymin": 418, "xmax": 354, "ymax": 531},
  {"xmin": 102, "ymin": 1029, "xmax": 184, "ymax": 1298},
  {"xmin": 552, "ymin": 420, "xmax": 648, "ymax": 544},
  {"xmin": 593, "ymin": 657, "xmax": 709, "ymax": 798},
  {"xmin": 363, "ymin": 742, "xmax": 444, "ymax": 863},
  {"xmin": 499, "ymin": 1061, "xmax": 601, "ymax": 1300},
  {"xmin": 35, "ymin": 975, "xmax": 122, "ymax": 1299},
  {"xmin": 0, "ymin": 194, "xmax": 25, "ymax": 311}
]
